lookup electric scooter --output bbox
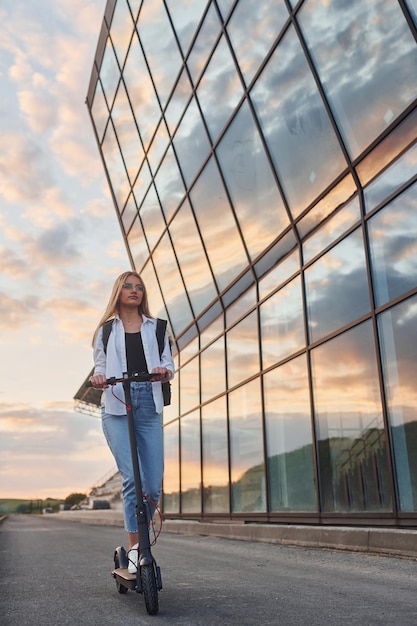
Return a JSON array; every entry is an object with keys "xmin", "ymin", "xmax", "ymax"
[{"xmin": 87, "ymin": 372, "xmax": 163, "ymax": 615}]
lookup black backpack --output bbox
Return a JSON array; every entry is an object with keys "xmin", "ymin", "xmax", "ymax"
[{"xmin": 102, "ymin": 318, "xmax": 171, "ymax": 406}]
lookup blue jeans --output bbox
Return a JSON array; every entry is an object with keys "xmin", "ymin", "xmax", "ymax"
[{"xmin": 101, "ymin": 382, "xmax": 163, "ymax": 533}]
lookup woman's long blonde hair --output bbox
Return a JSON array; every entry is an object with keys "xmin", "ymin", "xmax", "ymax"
[{"xmin": 92, "ymin": 271, "xmax": 153, "ymax": 346}]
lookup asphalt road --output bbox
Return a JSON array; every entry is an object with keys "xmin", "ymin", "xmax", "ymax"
[{"xmin": 1, "ymin": 514, "xmax": 416, "ymax": 625}]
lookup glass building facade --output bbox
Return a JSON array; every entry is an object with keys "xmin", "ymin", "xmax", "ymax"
[{"xmin": 84, "ymin": 0, "xmax": 417, "ymax": 527}]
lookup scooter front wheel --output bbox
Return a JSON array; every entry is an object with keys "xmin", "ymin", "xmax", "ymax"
[{"xmin": 141, "ymin": 563, "xmax": 159, "ymax": 615}]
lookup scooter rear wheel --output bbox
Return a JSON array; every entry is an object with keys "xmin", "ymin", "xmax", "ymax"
[{"xmin": 141, "ymin": 563, "xmax": 158, "ymax": 615}]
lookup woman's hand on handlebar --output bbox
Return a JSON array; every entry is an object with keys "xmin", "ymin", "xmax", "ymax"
[
  {"xmin": 150, "ymin": 367, "xmax": 171, "ymax": 382},
  {"xmin": 89, "ymin": 373, "xmax": 108, "ymax": 389}
]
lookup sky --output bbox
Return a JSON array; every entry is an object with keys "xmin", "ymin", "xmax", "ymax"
[{"xmin": 0, "ymin": 0, "xmax": 132, "ymax": 500}]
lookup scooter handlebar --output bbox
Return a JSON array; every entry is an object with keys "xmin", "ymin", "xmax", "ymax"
[{"xmin": 85, "ymin": 372, "xmax": 162, "ymax": 388}]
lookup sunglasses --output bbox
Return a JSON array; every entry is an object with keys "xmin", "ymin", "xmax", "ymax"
[{"xmin": 122, "ymin": 283, "xmax": 144, "ymax": 292}]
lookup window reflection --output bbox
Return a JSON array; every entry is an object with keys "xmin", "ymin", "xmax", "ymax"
[
  {"xmin": 368, "ymin": 183, "xmax": 417, "ymax": 307},
  {"xmin": 302, "ymin": 195, "xmax": 361, "ymax": 263},
  {"xmin": 141, "ymin": 262, "xmax": 166, "ymax": 320},
  {"xmin": 165, "ymin": 0, "xmax": 207, "ymax": 57},
  {"xmin": 227, "ymin": 0, "xmax": 289, "ymax": 86},
  {"xmin": 133, "ymin": 162, "xmax": 152, "ymax": 211},
  {"xmin": 311, "ymin": 322, "xmax": 392, "ymax": 512},
  {"xmin": 100, "ymin": 38, "xmax": 120, "ymax": 109},
  {"xmin": 201, "ymin": 336, "xmax": 226, "ymax": 403},
  {"xmin": 163, "ymin": 420, "xmax": 180, "ymax": 513},
  {"xmin": 250, "ymin": 26, "xmax": 347, "ymax": 217},
  {"xmin": 229, "ymin": 379, "xmax": 265, "ymax": 513},
  {"xmin": 180, "ymin": 410, "xmax": 202, "ymax": 513},
  {"xmin": 112, "ymin": 80, "xmax": 143, "ymax": 184},
  {"xmin": 169, "ymin": 199, "xmax": 218, "ymax": 316},
  {"xmin": 190, "ymin": 158, "xmax": 248, "ymax": 291},
  {"xmin": 152, "ymin": 233, "xmax": 194, "ymax": 334},
  {"xmin": 378, "ymin": 296, "xmax": 417, "ymax": 511},
  {"xmin": 202, "ymin": 397, "xmax": 230, "ymax": 513},
  {"xmin": 260, "ymin": 276, "xmax": 305, "ymax": 368},
  {"xmin": 226, "ymin": 311, "xmax": 259, "ymax": 388},
  {"xmin": 154, "ymin": 147, "xmax": 185, "ymax": 223},
  {"xmin": 364, "ymin": 142, "xmax": 417, "ymax": 214},
  {"xmin": 186, "ymin": 3, "xmax": 221, "ymax": 86},
  {"xmin": 259, "ymin": 249, "xmax": 299, "ymax": 300},
  {"xmin": 147, "ymin": 119, "xmax": 170, "ymax": 176},
  {"xmin": 127, "ymin": 216, "xmax": 148, "ymax": 271},
  {"xmin": 123, "ymin": 34, "xmax": 160, "ymax": 149},
  {"xmin": 179, "ymin": 356, "xmax": 200, "ymax": 415},
  {"xmin": 197, "ymin": 35, "xmax": 243, "ymax": 143},
  {"xmin": 264, "ymin": 356, "xmax": 316, "ymax": 511},
  {"xmin": 91, "ymin": 81, "xmax": 109, "ymax": 143},
  {"xmin": 102, "ymin": 120, "xmax": 130, "ymax": 210},
  {"xmin": 216, "ymin": 101, "xmax": 289, "ymax": 261},
  {"xmin": 110, "ymin": 0, "xmax": 134, "ymax": 67},
  {"xmin": 226, "ymin": 286, "xmax": 256, "ymax": 328},
  {"xmin": 164, "ymin": 69, "xmax": 193, "ymax": 135},
  {"xmin": 305, "ymin": 228, "xmax": 370, "ymax": 343},
  {"xmin": 137, "ymin": 0, "xmax": 182, "ymax": 108},
  {"xmin": 121, "ymin": 193, "xmax": 138, "ymax": 234},
  {"xmin": 139, "ymin": 185, "xmax": 165, "ymax": 252},
  {"xmin": 173, "ymin": 98, "xmax": 211, "ymax": 186},
  {"xmin": 298, "ymin": 0, "xmax": 417, "ymax": 159}
]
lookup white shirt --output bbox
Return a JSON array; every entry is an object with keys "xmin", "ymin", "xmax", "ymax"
[{"xmin": 93, "ymin": 314, "xmax": 174, "ymax": 415}]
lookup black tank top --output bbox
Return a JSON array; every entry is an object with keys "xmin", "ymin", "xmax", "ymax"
[{"xmin": 125, "ymin": 332, "xmax": 148, "ymax": 376}]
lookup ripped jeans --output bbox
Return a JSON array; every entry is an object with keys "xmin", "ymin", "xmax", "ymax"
[{"xmin": 101, "ymin": 382, "xmax": 163, "ymax": 533}]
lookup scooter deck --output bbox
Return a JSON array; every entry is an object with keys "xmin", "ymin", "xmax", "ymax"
[{"xmin": 112, "ymin": 567, "xmax": 137, "ymax": 590}]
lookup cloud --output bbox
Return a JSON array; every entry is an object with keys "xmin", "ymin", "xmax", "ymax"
[
  {"xmin": 17, "ymin": 88, "xmax": 58, "ymax": 134},
  {"xmin": 0, "ymin": 292, "xmax": 39, "ymax": 330}
]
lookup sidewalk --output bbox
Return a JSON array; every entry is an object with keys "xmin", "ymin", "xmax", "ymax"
[{"xmin": 50, "ymin": 510, "xmax": 417, "ymax": 560}]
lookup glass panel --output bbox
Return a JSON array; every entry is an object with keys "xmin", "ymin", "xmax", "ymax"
[
  {"xmin": 368, "ymin": 183, "xmax": 417, "ymax": 307},
  {"xmin": 123, "ymin": 33, "xmax": 161, "ymax": 150},
  {"xmin": 147, "ymin": 119, "xmax": 170, "ymax": 176},
  {"xmin": 405, "ymin": 0, "xmax": 417, "ymax": 23},
  {"xmin": 141, "ymin": 262, "xmax": 166, "ymax": 320},
  {"xmin": 162, "ymin": 357, "xmax": 179, "ymax": 425},
  {"xmin": 190, "ymin": 158, "xmax": 248, "ymax": 291},
  {"xmin": 229, "ymin": 378, "xmax": 266, "ymax": 513},
  {"xmin": 259, "ymin": 249, "xmax": 299, "ymax": 300},
  {"xmin": 260, "ymin": 276, "xmax": 305, "ymax": 368},
  {"xmin": 127, "ymin": 215, "xmax": 148, "ymax": 271},
  {"xmin": 152, "ymin": 233, "xmax": 194, "ymax": 334},
  {"xmin": 165, "ymin": 0, "xmax": 207, "ymax": 57},
  {"xmin": 164, "ymin": 69, "xmax": 193, "ymax": 135},
  {"xmin": 201, "ymin": 336, "xmax": 226, "ymax": 403},
  {"xmin": 187, "ymin": 3, "xmax": 221, "ymax": 86},
  {"xmin": 364, "ymin": 142, "xmax": 417, "ymax": 214},
  {"xmin": 226, "ymin": 286, "xmax": 256, "ymax": 328},
  {"xmin": 227, "ymin": 0, "xmax": 289, "ymax": 85},
  {"xmin": 121, "ymin": 193, "xmax": 138, "ymax": 234},
  {"xmin": 305, "ymin": 228, "xmax": 371, "ymax": 343},
  {"xmin": 216, "ymin": 0, "xmax": 234, "ymax": 20},
  {"xmin": 180, "ymin": 336, "xmax": 199, "ymax": 366},
  {"xmin": 137, "ymin": 0, "xmax": 183, "ymax": 108},
  {"xmin": 226, "ymin": 311, "xmax": 259, "ymax": 388},
  {"xmin": 303, "ymin": 195, "xmax": 361, "ymax": 263},
  {"xmin": 298, "ymin": 0, "xmax": 417, "ymax": 159},
  {"xmin": 112, "ymin": 80, "xmax": 143, "ymax": 184},
  {"xmin": 202, "ymin": 397, "xmax": 230, "ymax": 513},
  {"xmin": 311, "ymin": 322, "xmax": 392, "ymax": 513},
  {"xmin": 91, "ymin": 81, "xmax": 109, "ymax": 143},
  {"xmin": 180, "ymin": 410, "xmax": 201, "ymax": 513},
  {"xmin": 133, "ymin": 161, "xmax": 152, "ymax": 210},
  {"xmin": 100, "ymin": 38, "xmax": 120, "ymax": 109},
  {"xmin": 197, "ymin": 35, "xmax": 243, "ymax": 143},
  {"xmin": 200, "ymin": 314, "xmax": 224, "ymax": 348},
  {"xmin": 378, "ymin": 296, "xmax": 417, "ymax": 511},
  {"xmin": 139, "ymin": 185, "xmax": 165, "ymax": 252},
  {"xmin": 169, "ymin": 199, "xmax": 218, "ymax": 316},
  {"xmin": 109, "ymin": 0, "xmax": 134, "ymax": 68},
  {"xmin": 297, "ymin": 175, "xmax": 357, "ymax": 240},
  {"xmin": 127, "ymin": 0, "xmax": 141, "ymax": 21},
  {"xmin": 154, "ymin": 146, "xmax": 185, "ymax": 223},
  {"xmin": 102, "ymin": 120, "xmax": 130, "ymax": 211},
  {"xmin": 250, "ymin": 26, "xmax": 347, "ymax": 218},
  {"xmin": 162, "ymin": 420, "xmax": 180, "ymax": 513},
  {"xmin": 264, "ymin": 356, "xmax": 316, "ymax": 511},
  {"xmin": 180, "ymin": 356, "xmax": 200, "ymax": 415},
  {"xmin": 216, "ymin": 101, "xmax": 289, "ymax": 261},
  {"xmin": 173, "ymin": 98, "xmax": 211, "ymax": 187}
]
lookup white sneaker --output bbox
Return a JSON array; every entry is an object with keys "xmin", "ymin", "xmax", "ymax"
[{"xmin": 127, "ymin": 543, "xmax": 138, "ymax": 574}]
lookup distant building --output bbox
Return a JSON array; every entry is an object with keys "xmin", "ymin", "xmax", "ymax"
[{"xmin": 77, "ymin": 0, "xmax": 417, "ymax": 528}]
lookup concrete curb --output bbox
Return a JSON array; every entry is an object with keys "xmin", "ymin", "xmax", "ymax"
[{"xmin": 48, "ymin": 511, "xmax": 417, "ymax": 559}]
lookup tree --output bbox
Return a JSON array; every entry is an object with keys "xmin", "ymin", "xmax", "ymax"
[{"xmin": 64, "ymin": 493, "xmax": 87, "ymax": 508}]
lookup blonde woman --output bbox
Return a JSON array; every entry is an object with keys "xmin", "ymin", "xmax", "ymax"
[{"xmin": 89, "ymin": 271, "xmax": 174, "ymax": 574}]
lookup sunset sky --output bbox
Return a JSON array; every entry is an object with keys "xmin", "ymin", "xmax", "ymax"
[{"xmin": 0, "ymin": 0, "xmax": 131, "ymax": 499}]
